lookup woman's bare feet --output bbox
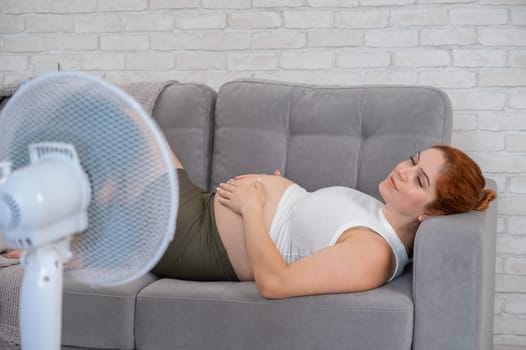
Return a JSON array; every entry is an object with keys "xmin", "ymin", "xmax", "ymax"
[{"xmin": 2, "ymin": 249, "xmax": 23, "ymax": 259}]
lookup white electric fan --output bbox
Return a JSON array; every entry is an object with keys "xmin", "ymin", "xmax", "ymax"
[{"xmin": 0, "ymin": 72, "xmax": 178, "ymax": 350}]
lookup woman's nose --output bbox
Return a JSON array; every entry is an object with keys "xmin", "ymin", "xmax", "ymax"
[{"xmin": 397, "ymin": 165, "xmax": 412, "ymax": 181}]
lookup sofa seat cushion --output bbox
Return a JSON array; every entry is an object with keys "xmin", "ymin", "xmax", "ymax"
[
  {"xmin": 135, "ymin": 271, "xmax": 413, "ymax": 350},
  {"xmin": 62, "ymin": 273, "xmax": 157, "ymax": 350}
]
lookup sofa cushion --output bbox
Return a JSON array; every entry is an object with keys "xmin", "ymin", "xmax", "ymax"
[
  {"xmin": 152, "ymin": 82, "xmax": 216, "ymax": 191},
  {"xmin": 211, "ymin": 79, "xmax": 451, "ymax": 199},
  {"xmin": 62, "ymin": 273, "xmax": 156, "ymax": 350},
  {"xmin": 135, "ymin": 271, "xmax": 413, "ymax": 350}
]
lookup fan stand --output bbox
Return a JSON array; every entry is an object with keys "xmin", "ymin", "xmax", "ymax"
[
  {"xmin": 20, "ymin": 238, "xmax": 71, "ymax": 350},
  {"xmin": 0, "ymin": 143, "xmax": 89, "ymax": 350}
]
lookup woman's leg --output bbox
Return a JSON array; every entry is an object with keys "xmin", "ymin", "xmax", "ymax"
[
  {"xmin": 151, "ymin": 167, "xmax": 239, "ymax": 281},
  {"xmin": 170, "ymin": 149, "xmax": 184, "ymax": 169}
]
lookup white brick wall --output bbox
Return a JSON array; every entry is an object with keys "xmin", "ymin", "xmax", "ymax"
[
  {"xmin": 336, "ymin": 9, "xmax": 389, "ymax": 28},
  {"xmin": 230, "ymin": 11, "xmax": 282, "ymax": 28},
  {"xmin": 0, "ymin": 1, "xmax": 525, "ymax": 347}
]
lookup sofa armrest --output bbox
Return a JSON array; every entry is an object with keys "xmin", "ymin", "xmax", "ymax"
[{"xmin": 412, "ymin": 179, "xmax": 497, "ymax": 350}]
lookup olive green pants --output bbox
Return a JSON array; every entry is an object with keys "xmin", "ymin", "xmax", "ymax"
[{"xmin": 151, "ymin": 169, "xmax": 239, "ymax": 281}]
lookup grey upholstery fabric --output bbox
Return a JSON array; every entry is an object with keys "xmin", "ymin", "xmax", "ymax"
[
  {"xmin": 62, "ymin": 273, "xmax": 156, "ymax": 349},
  {"xmin": 136, "ymin": 272, "xmax": 413, "ymax": 350},
  {"xmin": 152, "ymin": 82, "xmax": 217, "ymax": 191},
  {"xmin": 211, "ymin": 79, "xmax": 452, "ymax": 199},
  {"xmin": 413, "ymin": 180, "xmax": 497, "ymax": 350}
]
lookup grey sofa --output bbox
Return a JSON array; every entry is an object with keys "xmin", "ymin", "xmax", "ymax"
[{"xmin": 56, "ymin": 79, "xmax": 495, "ymax": 350}]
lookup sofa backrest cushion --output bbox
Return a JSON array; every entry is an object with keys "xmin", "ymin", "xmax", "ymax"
[
  {"xmin": 153, "ymin": 83, "xmax": 216, "ymax": 191},
  {"xmin": 211, "ymin": 79, "xmax": 452, "ymax": 200}
]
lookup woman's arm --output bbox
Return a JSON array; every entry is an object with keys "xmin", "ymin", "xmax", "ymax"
[
  {"xmin": 217, "ymin": 178, "xmax": 287, "ymax": 295},
  {"xmin": 216, "ymin": 179, "xmax": 394, "ymax": 299}
]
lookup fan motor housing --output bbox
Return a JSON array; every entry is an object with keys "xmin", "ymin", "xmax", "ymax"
[{"xmin": 0, "ymin": 159, "xmax": 90, "ymax": 249}]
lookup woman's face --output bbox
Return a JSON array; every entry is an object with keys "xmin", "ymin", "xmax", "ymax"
[{"xmin": 379, "ymin": 148, "xmax": 446, "ymax": 221}]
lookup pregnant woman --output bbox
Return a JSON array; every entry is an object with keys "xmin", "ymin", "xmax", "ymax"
[{"xmin": 151, "ymin": 145, "xmax": 496, "ymax": 299}]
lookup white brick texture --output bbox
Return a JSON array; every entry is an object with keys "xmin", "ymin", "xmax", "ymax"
[
  {"xmin": 229, "ymin": 12, "xmax": 282, "ymax": 29},
  {"xmin": 150, "ymin": 0, "xmax": 199, "ymax": 9},
  {"xmin": 1, "ymin": 1, "xmax": 525, "ymax": 347},
  {"xmin": 453, "ymin": 49, "xmax": 507, "ymax": 67},
  {"xmin": 100, "ymin": 35, "xmax": 149, "ymax": 51},
  {"xmin": 25, "ymin": 15, "xmax": 75, "ymax": 33},
  {"xmin": 283, "ymin": 10, "xmax": 333, "ymax": 28},
  {"xmin": 75, "ymin": 14, "xmax": 121, "ymax": 33},
  {"xmin": 509, "ymin": 88, "xmax": 526, "ymax": 108},
  {"xmin": 336, "ymin": 9, "xmax": 389, "ymax": 28},
  {"xmin": 96, "ymin": 0, "xmax": 147, "ymax": 11},
  {"xmin": 510, "ymin": 50, "xmax": 526, "ymax": 67},
  {"xmin": 393, "ymin": 49, "xmax": 450, "ymax": 67},
  {"xmin": 336, "ymin": 50, "xmax": 390, "ymax": 68},
  {"xmin": 123, "ymin": 14, "xmax": 173, "ymax": 32},
  {"xmin": 228, "ymin": 52, "xmax": 278, "ymax": 70},
  {"xmin": 418, "ymin": 70, "xmax": 476, "ymax": 88},
  {"xmin": 50, "ymin": 0, "xmax": 97, "ymax": 13},
  {"xmin": 2, "ymin": 35, "xmax": 49, "ymax": 52},
  {"xmin": 80, "ymin": 53, "xmax": 125, "ymax": 70},
  {"xmin": 479, "ymin": 28, "xmax": 526, "ymax": 46},
  {"xmin": 421, "ymin": 28, "xmax": 477, "ymax": 45},
  {"xmin": 512, "ymin": 8, "xmax": 526, "ymax": 25},
  {"xmin": 126, "ymin": 52, "xmax": 174, "ymax": 70},
  {"xmin": 0, "ymin": 55, "xmax": 28, "ymax": 71},
  {"xmin": 308, "ymin": 29, "xmax": 361, "ymax": 47},
  {"xmin": 280, "ymin": 50, "xmax": 333, "ymax": 69},
  {"xmin": 390, "ymin": 8, "xmax": 448, "ymax": 26},
  {"xmin": 176, "ymin": 52, "xmax": 227, "ymax": 70},
  {"xmin": 0, "ymin": 15, "xmax": 24, "ymax": 33},
  {"xmin": 202, "ymin": 31, "xmax": 250, "ymax": 50},
  {"xmin": 202, "ymin": 0, "xmax": 251, "ymax": 9},
  {"xmin": 253, "ymin": 0, "xmax": 304, "ymax": 7},
  {"xmin": 176, "ymin": 13, "xmax": 226, "ymax": 29},
  {"xmin": 150, "ymin": 33, "xmax": 201, "ymax": 50},
  {"xmin": 307, "ymin": 0, "xmax": 358, "ymax": 6},
  {"xmin": 449, "ymin": 8, "xmax": 509, "ymax": 25},
  {"xmin": 365, "ymin": 29, "xmax": 418, "ymax": 47},
  {"xmin": 54, "ymin": 34, "xmax": 98, "ymax": 50},
  {"xmin": 252, "ymin": 31, "xmax": 305, "ymax": 49}
]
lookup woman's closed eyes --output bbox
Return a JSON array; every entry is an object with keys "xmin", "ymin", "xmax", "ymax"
[{"xmin": 410, "ymin": 153, "xmax": 424, "ymax": 188}]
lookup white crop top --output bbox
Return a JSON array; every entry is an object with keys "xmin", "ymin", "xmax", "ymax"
[{"xmin": 268, "ymin": 184, "xmax": 410, "ymax": 282}]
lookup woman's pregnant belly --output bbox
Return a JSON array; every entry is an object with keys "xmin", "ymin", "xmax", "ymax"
[{"xmin": 213, "ymin": 174, "xmax": 294, "ymax": 281}]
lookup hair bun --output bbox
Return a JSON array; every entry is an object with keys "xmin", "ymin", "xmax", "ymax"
[{"xmin": 474, "ymin": 188, "xmax": 497, "ymax": 211}]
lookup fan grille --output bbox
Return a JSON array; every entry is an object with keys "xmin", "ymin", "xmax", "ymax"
[{"xmin": 0, "ymin": 72, "xmax": 178, "ymax": 286}]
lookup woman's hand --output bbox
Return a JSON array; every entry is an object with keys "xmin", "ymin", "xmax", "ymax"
[{"xmin": 216, "ymin": 178, "xmax": 266, "ymax": 215}]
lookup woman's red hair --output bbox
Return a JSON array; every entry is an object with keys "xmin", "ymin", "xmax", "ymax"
[{"xmin": 425, "ymin": 145, "xmax": 496, "ymax": 216}]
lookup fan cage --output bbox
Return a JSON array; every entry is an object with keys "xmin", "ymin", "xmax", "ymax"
[{"xmin": 0, "ymin": 72, "xmax": 178, "ymax": 286}]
